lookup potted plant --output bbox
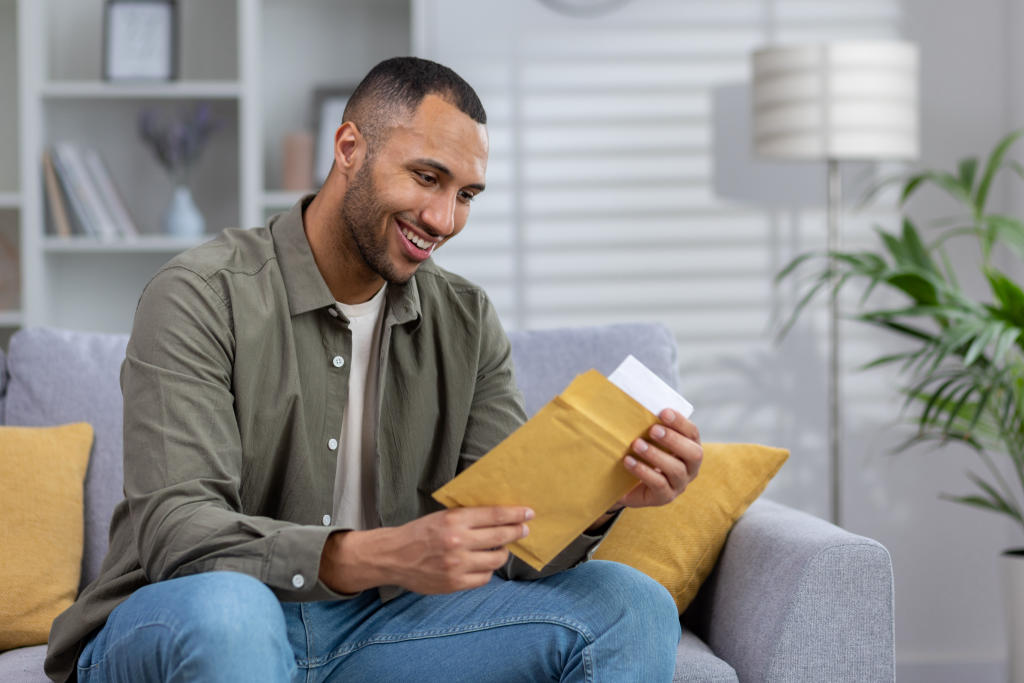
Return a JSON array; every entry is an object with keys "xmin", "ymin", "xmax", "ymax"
[{"xmin": 778, "ymin": 129, "xmax": 1024, "ymax": 680}]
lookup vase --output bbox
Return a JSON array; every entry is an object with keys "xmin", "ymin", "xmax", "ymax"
[
  {"xmin": 162, "ymin": 185, "xmax": 205, "ymax": 238},
  {"xmin": 1004, "ymin": 549, "xmax": 1024, "ymax": 682}
]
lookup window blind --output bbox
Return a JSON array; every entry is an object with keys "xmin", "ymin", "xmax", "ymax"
[{"xmin": 420, "ymin": 0, "xmax": 906, "ymax": 515}]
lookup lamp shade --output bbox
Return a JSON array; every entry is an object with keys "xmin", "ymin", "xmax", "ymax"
[{"xmin": 752, "ymin": 42, "xmax": 919, "ymax": 161}]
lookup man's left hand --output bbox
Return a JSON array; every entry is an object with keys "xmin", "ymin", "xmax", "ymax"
[{"xmin": 615, "ymin": 408, "xmax": 702, "ymax": 510}]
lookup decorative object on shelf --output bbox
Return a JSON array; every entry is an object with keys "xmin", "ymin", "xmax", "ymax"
[
  {"xmin": 282, "ymin": 131, "xmax": 314, "ymax": 192},
  {"xmin": 778, "ymin": 129, "xmax": 1024, "ymax": 679},
  {"xmin": 313, "ymin": 86, "xmax": 355, "ymax": 186},
  {"xmin": 753, "ymin": 41, "xmax": 920, "ymax": 526},
  {"xmin": 138, "ymin": 103, "xmax": 220, "ymax": 238},
  {"xmin": 103, "ymin": 0, "xmax": 178, "ymax": 81}
]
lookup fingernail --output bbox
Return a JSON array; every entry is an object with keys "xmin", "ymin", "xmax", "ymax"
[
  {"xmin": 635, "ymin": 439, "xmax": 648, "ymax": 453},
  {"xmin": 522, "ymin": 524, "xmax": 530, "ymax": 537},
  {"xmin": 525, "ymin": 508, "xmax": 535, "ymax": 520},
  {"xmin": 651, "ymin": 425, "xmax": 665, "ymax": 439},
  {"xmin": 625, "ymin": 455, "xmax": 637, "ymax": 468},
  {"xmin": 662, "ymin": 409, "xmax": 675, "ymax": 421}
]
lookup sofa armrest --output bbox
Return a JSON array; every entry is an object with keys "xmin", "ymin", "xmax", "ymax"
[{"xmin": 685, "ymin": 498, "xmax": 894, "ymax": 683}]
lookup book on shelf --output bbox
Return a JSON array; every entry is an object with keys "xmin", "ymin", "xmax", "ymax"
[
  {"xmin": 46, "ymin": 143, "xmax": 139, "ymax": 240},
  {"xmin": 81, "ymin": 148, "xmax": 139, "ymax": 238},
  {"xmin": 48, "ymin": 144, "xmax": 100, "ymax": 238},
  {"xmin": 42, "ymin": 150, "xmax": 73, "ymax": 238}
]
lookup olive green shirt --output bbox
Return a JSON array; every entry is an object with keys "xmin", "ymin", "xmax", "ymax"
[{"xmin": 45, "ymin": 197, "xmax": 609, "ymax": 682}]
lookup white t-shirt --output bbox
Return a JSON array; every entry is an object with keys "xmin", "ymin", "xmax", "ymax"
[{"xmin": 332, "ymin": 284, "xmax": 387, "ymax": 531}]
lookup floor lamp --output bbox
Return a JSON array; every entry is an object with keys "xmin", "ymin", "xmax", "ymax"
[{"xmin": 751, "ymin": 42, "xmax": 919, "ymax": 526}]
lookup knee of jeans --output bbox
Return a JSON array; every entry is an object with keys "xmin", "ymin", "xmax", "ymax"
[
  {"xmin": 171, "ymin": 571, "xmax": 287, "ymax": 650},
  {"xmin": 578, "ymin": 561, "xmax": 680, "ymax": 635}
]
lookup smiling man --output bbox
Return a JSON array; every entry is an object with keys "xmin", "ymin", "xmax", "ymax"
[{"xmin": 45, "ymin": 57, "xmax": 701, "ymax": 682}]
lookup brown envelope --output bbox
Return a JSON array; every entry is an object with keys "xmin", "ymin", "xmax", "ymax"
[{"xmin": 433, "ymin": 369, "xmax": 660, "ymax": 570}]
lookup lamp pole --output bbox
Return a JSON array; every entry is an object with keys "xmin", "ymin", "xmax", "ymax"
[{"xmin": 827, "ymin": 158, "xmax": 841, "ymax": 527}]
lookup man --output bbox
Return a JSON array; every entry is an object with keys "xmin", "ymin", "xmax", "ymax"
[{"xmin": 46, "ymin": 57, "xmax": 702, "ymax": 682}]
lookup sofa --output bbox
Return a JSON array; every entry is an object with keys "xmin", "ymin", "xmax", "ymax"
[{"xmin": 0, "ymin": 324, "xmax": 895, "ymax": 682}]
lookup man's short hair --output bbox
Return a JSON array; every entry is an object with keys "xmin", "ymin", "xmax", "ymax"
[{"xmin": 343, "ymin": 56, "xmax": 487, "ymax": 155}]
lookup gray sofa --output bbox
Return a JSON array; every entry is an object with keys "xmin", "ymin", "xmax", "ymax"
[{"xmin": 0, "ymin": 324, "xmax": 895, "ymax": 682}]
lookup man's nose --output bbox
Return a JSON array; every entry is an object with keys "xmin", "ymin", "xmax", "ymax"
[{"xmin": 420, "ymin": 191, "xmax": 457, "ymax": 237}]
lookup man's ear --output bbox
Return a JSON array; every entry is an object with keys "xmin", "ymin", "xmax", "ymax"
[{"xmin": 333, "ymin": 121, "xmax": 365, "ymax": 176}]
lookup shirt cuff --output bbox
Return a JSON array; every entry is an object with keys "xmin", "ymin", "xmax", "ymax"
[{"xmin": 263, "ymin": 525, "xmax": 362, "ymax": 602}]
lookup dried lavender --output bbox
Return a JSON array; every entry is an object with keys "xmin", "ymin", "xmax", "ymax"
[{"xmin": 138, "ymin": 104, "xmax": 221, "ymax": 185}]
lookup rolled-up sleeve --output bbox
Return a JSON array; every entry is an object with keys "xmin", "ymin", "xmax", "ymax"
[{"xmin": 122, "ymin": 266, "xmax": 347, "ymax": 602}]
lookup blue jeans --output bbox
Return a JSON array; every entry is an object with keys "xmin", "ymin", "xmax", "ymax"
[{"xmin": 77, "ymin": 561, "xmax": 680, "ymax": 682}]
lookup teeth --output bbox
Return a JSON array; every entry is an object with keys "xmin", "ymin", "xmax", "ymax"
[{"xmin": 401, "ymin": 226, "xmax": 433, "ymax": 251}]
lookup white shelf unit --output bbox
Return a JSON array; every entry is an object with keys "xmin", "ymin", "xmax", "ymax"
[
  {"xmin": 13, "ymin": 0, "xmax": 412, "ymax": 334},
  {"xmin": 1, "ymin": 0, "xmax": 20, "ymax": 343}
]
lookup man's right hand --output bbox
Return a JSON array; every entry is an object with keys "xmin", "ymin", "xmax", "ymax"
[{"xmin": 319, "ymin": 506, "xmax": 533, "ymax": 595}]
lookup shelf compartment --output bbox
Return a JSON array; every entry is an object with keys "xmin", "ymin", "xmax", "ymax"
[
  {"xmin": 41, "ymin": 81, "xmax": 243, "ymax": 100},
  {"xmin": 42, "ymin": 236, "xmax": 206, "ymax": 254}
]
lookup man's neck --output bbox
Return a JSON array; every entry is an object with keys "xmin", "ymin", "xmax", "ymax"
[{"xmin": 303, "ymin": 190, "xmax": 385, "ymax": 304}]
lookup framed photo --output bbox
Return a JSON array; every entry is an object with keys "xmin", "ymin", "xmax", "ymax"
[
  {"xmin": 313, "ymin": 86, "xmax": 355, "ymax": 185},
  {"xmin": 103, "ymin": 0, "xmax": 178, "ymax": 81}
]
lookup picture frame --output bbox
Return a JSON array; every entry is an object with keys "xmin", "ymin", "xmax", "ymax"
[
  {"xmin": 103, "ymin": 0, "xmax": 178, "ymax": 81},
  {"xmin": 313, "ymin": 86, "xmax": 355, "ymax": 185}
]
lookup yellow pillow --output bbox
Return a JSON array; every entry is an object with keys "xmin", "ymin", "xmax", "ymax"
[
  {"xmin": 594, "ymin": 442, "xmax": 788, "ymax": 613},
  {"xmin": 0, "ymin": 423, "xmax": 94, "ymax": 651}
]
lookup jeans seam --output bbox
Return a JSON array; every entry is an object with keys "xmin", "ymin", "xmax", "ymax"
[
  {"xmin": 77, "ymin": 623, "xmax": 176, "ymax": 673},
  {"xmin": 301, "ymin": 614, "xmax": 596, "ymax": 669}
]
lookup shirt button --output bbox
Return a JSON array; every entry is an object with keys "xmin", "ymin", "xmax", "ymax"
[
  {"xmin": 291, "ymin": 574, "xmax": 305, "ymax": 589},
  {"xmin": 328, "ymin": 308, "xmax": 339, "ymax": 318},
  {"xmin": 322, "ymin": 514, "xmax": 332, "ymax": 526},
  {"xmin": 328, "ymin": 438, "xmax": 338, "ymax": 450},
  {"xmin": 332, "ymin": 355, "xmax": 344, "ymax": 368}
]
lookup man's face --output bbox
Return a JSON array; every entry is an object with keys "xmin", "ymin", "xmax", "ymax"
[{"xmin": 340, "ymin": 94, "xmax": 489, "ymax": 285}]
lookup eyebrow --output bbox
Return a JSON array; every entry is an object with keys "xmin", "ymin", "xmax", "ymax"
[{"xmin": 414, "ymin": 158, "xmax": 486, "ymax": 193}]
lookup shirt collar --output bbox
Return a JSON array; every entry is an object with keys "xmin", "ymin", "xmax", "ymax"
[{"xmin": 271, "ymin": 194, "xmax": 422, "ymax": 326}]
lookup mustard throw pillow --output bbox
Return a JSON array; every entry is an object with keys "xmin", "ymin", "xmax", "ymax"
[
  {"xmin": 0, "ymin": 423, "xmax": 94, "ymax": 651},
  {"xmin": 594, "ymin": 442, "xmax": 788, "ymax": 614}
]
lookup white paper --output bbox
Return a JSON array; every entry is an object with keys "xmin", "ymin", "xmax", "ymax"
[{"xmin": 608, "ymin": 355, "xmax": 694, "ymax": 419}]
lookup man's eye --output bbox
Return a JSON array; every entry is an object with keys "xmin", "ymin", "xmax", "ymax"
[
  {"xmin": 416, "ymin": 172, "xmax": 436, "ymax": 184},
  {"xmin": 458, "ymin": 190, "xmax": 476, "ymax": 203}
]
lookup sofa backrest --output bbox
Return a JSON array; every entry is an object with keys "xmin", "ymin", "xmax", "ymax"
[
  {"xmin": 4, "ymin": 322, "xmax": 680, "ymax": 593},
  {"xmin": 507, "ymin": 322, "xmax": 679, "ymax": 416},
  {"xmin": 4, "ymin": 328, "xmax": 129, "ymax": 589}
]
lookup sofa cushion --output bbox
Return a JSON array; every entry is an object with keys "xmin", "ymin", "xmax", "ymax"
[
  {"xmin": 508, "ymin": 322, "xmax": 679, "ymax": 416},
  {"xmin": 675, "ymin": 630, "xmax": 738, "ymax": 682},
  {"xmin": 0, "ymin": 645, "xmax": 49, "ymax": 682},
  {"xmin": 5, "ymin": 328, "xmax": 129, "ymax": 589},
  {"xmin": 594, "ymin": 443, "xmax": 788, "ymax": 613},
  {"xmin": 0, "ymin": 423, "xmax": 93, "ymax": 651}
]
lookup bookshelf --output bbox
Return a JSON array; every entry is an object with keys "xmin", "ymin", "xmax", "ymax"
[{"xmin": 11, "ymin": 0, "xmax": 412, "ymax": 335}]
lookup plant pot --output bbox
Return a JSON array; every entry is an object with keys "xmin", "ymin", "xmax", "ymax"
[
  {"xmin": 162, "ymin": 185, "xmax": 205, "ymax": 238},
  {"xmin": 1003, "ymin": 549, "xmax": 1024, "ymax": 682}
]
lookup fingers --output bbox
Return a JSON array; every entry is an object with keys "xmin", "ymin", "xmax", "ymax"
[
  {"xmin": 659, "ymin": 408, "xmax": 700, "ymax": 443},
  {"xmin": 624, "ymin": 410, "xmax": 704, "ymax": 505},
  {"xmin": 440, "ymin": 506, "xmax": 532, "ymax": 551},
  {"xmin": 456, "ymin": 505, "xmax": 535, "ymax": 527}
]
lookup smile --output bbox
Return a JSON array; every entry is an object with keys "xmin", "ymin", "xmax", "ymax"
[{"xmin": 399, "ymin": 223, "xmax": 435, "ymax": 253}]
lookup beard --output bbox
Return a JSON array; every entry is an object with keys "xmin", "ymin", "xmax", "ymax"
[{"xmin": 340, "ymin": 161, "xmax": 414, "ymax": 285}]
